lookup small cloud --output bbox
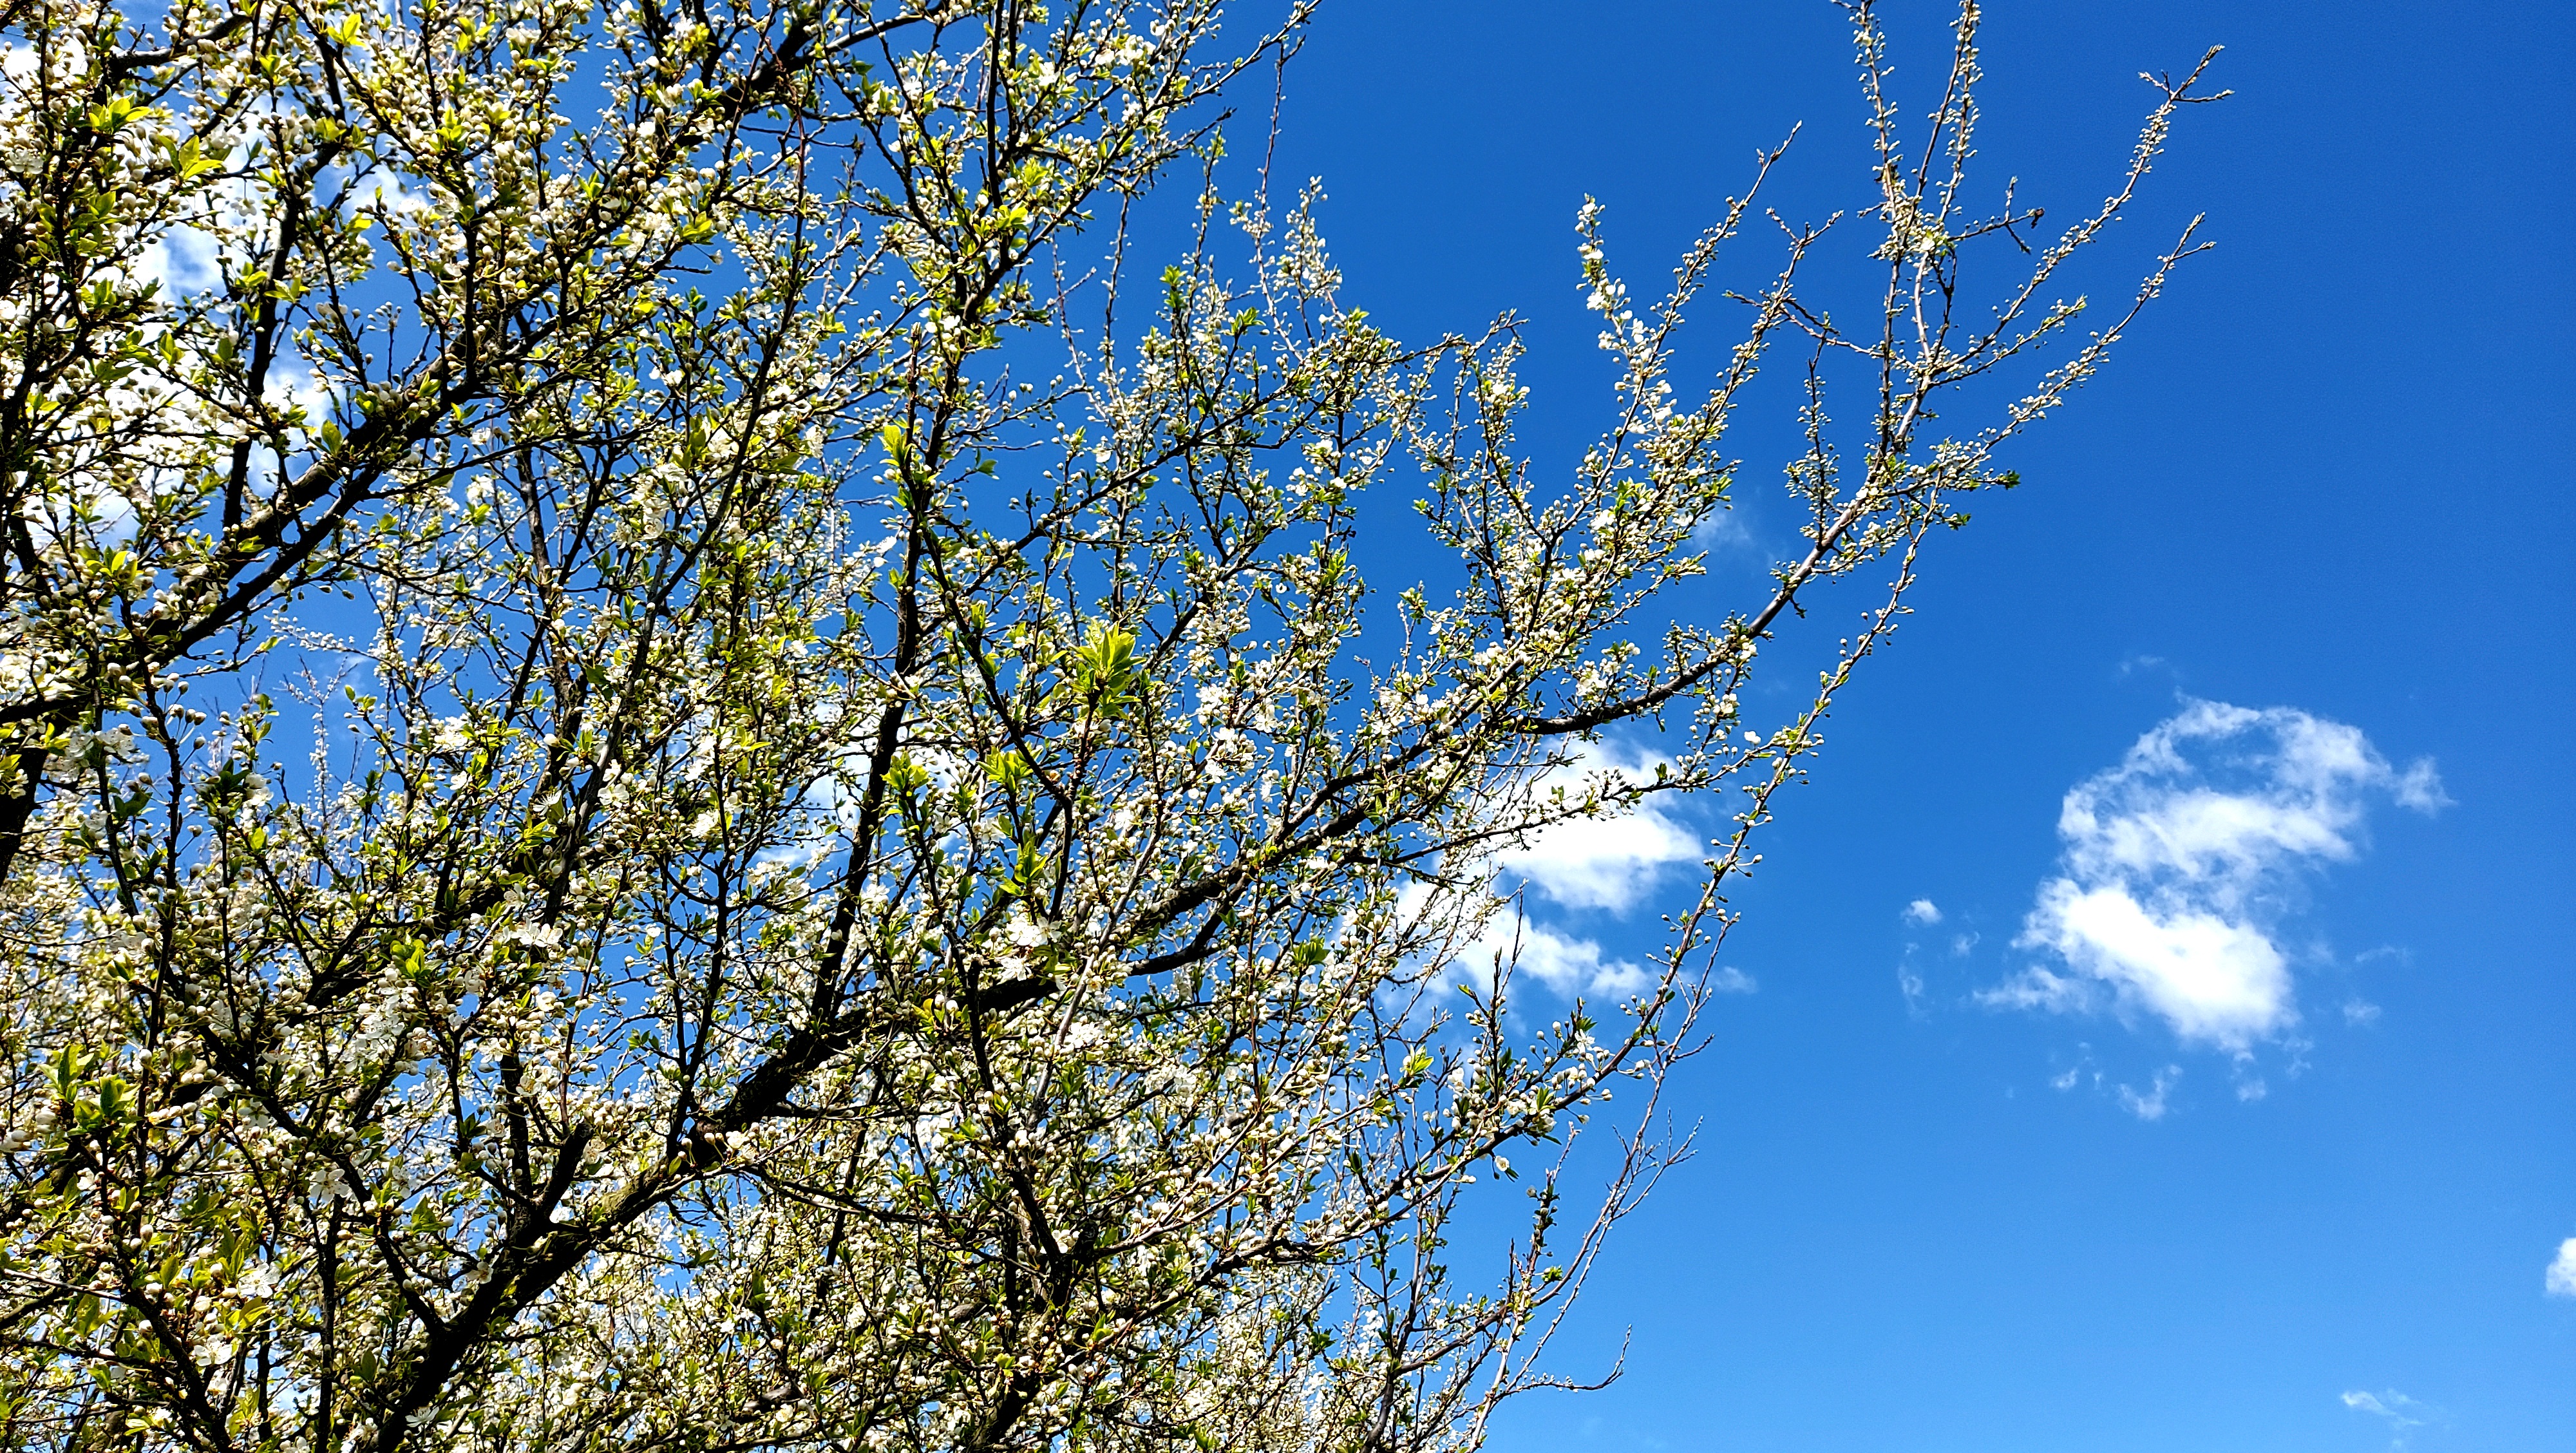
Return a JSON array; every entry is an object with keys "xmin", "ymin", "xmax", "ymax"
[
  {"xmin": 1976, "ymin": 964, "xmax": 2094, "ymax": 1015},
  {"xmin": 1902, "ymin": 898, "xmax": 1943, "ymax": 926},
  {"xmin": 2048, "ymin": 1046, "xmax": 2094, "ymax": 1093},
  {"xmin": 2342, "ymin": 1390, "xmax": 2416, "ymax": 1421},
  {"xmin": 1949, "ymin": 931, "xmax": 1980, "ymax": 956},
  {"xmin": 1709, "ymin": 965, "xmax": 1757, "ymax": 994},
  {"xmin": 1895, "ymin": 961, "xmax": 1926, "ymax": 1015},
  {"xmin": 2116, "ymin": 1065, "xmax": 2179, "ymax": 1121},
  {"xmin": 1994, "ymin": 701, "xmax": 2440, "ymax": 1055},
  {"xmin": 1692, "ymin": 507, "xmax": 1751, "ymax": 549},
  {"xmin": 2392, "ymin": 758, "xmax": 2450, "ymax": 813},
  {"xmin": 2343, "ymin": 1000, "xmax": 2382, "ymax": 1027},
  {"xmin": 2547, "ymin": 1238, "xmax": 2576, "ymax": 1298},
  {"xmin": 2342, "ymin": 1387, "xmax": 2436, "ymax": 1447},
  {"xmin": 1494, "ymin": 743, "xmax": 1698, "ymax": 914}
]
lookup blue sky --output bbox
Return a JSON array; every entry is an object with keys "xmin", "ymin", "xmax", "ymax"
[{"xmin": 1260, "ymin": 1, "xmax": 2573, "ymax": 1448}]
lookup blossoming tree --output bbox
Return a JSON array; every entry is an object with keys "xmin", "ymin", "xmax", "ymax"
[{"xmin": 0, "ymin": 0, "xmax": 2217, "ymax": 1448}]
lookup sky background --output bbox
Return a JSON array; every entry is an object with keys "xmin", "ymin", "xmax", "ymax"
[{"xmin": 1249, "ymin": 2, "xmax": 2571, "ymax": 1448}]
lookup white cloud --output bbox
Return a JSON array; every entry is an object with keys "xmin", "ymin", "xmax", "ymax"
[
  {"xmin": 1895, "ymin": 962, "xmax": 1926, "ymax": 1014},
  {"xmin": 2116, "ymin": 1065, "xmax": 2179, "ymax": 1121},
  {"xmin": 333, "ymin": 163, "xmax": 429, "ymax": 217},
  {"xmin": 2343, "ymin": 1000, "xmax": 2383, "ymax": 1027},
  {"xmin": 1902, "ymin": 898, "xmax": 1942, "ymax": 926},
  {"xmin": 1692, "ymin": 506, "xmax": 1751, "ymax": 549},
  {"xmin": 1399, "ymin": 882, "xmax": 1651, "ymax": 1004},
  {"xmin": 1976, "ymin": 963, "xmax": 2091, "ymax": 1015},
  {"xmin": 1493, "ymin": 742, "xmax": 1698, "ymax": 913},
  {"xmin": 2023, "ymin": 880, "xmax": 2289, "ymax": 1047},
  {"xmin": 2049, "ymin": 1044, "xmax": 2103, "ymax": 1093},
  {"xmin": 23, "ymin": 477, "xmax": 140, "ymax": 556},
  {"xmin": 1383, "ymin": 737, "xmax": 1713, "ymax": 1008},
  {"xmin": 1392, "ymin": 741, "xmax": 1728, "ymax": 1005},
  {"xmin": 272, "ymin": 356, "xmax": 341, "ymax": 430},
  {"xmin": 1501, "ymin": 917, "xmax": 1651, "ymax": 1000},
  {"xmin": 139, "ymin": 224, "xmax": 222, "ymax": 298},
  {"xmin": 1993, "ymin": 701, "xmax": 2442, "ymax": 1052},
  {"xmin": 2342, "ymin": 1387, "xmax": 2434, "ymax": 1447},
  {"xmin": 2548, "ymin": 1238, "xmax": 2576, "ymax": 1298},
  {"xmin": 2340, "ymin": 1390, "xmax": 2418, "ymax": 1420}
]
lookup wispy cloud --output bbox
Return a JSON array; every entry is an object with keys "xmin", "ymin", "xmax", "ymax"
[
  {"xmin": 1692, "ymin": 506, "xmax": 1752, "ymax": 550},
  {"xmin": 1493, "ymin": 742, "xmax": 1698, "ymax": 913},
  {"xmin": 2547, "ymin": 1238, "xmax": 2576, "ymax": 1298},
  {"xmin": 1893, "ymin": 901, "xmax": 1973, "ymax": 1016},
  {"xmin": 2342, "ymin": 1387, "xmax": 2434, "ymax": 1448},
  {"xmin": 1443, "ymin": 923, "xmax": 1753, "ymax": 1003},
  {"xmin": 1985, "ymin": 701, "xmax": 2443, "ymax": 1053},
  {"xmin": 1895, "ymin": 961, "xmax": 1926, "ymax": 1015},
  {"xmin": 2116, "ymin": 1065, "xmax": 2180, "ymax": 1121},
  {"xmin": 2047, "ymin": 1045, "xmax": 2096, "ymax": 1093}
]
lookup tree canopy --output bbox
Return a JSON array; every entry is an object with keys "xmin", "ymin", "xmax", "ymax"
[{"xmin": 0, "ymin": 1, "xmax": 2216, "ymax": 1449}]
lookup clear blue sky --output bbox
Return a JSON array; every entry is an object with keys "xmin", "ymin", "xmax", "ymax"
[{"xmin": 1260, "ymin": 2, "xmax": 2573, "ymax": 1448}]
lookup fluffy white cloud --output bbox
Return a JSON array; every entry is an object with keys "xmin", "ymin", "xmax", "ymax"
[
  {"xmin": 1396, "ymin": 742, "xmax": 1740, "ymax": 1003},
  {"xmin": 2022, "ymin": 881, "xmax": 2288, "ymax": 1047},
  {"xmin": 1464, "ymin": 912, "xmax": 1652, "ymax": 1000},
  {"xmin": 1395, "ymin": 882, "xmax": 1651, "ymax": 1004},
  {"xmin": 1903, "ymin": 898, "xmax": 1942, "ymax": 926},
  {"xmin": 1492, "ymin": 742, "xmax": 1698, "ymax": 913},
  {"xmin": 1989, "ymin": 701, "xmax": 2442, "ymax": 1052},
  {"xmin": 138, "ymin": 224, "xmax": 222, "ymax": 299},
  {"xmin": 2547, "ymin": 1238, "xmax": 2576, "ymax": 1298}
]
